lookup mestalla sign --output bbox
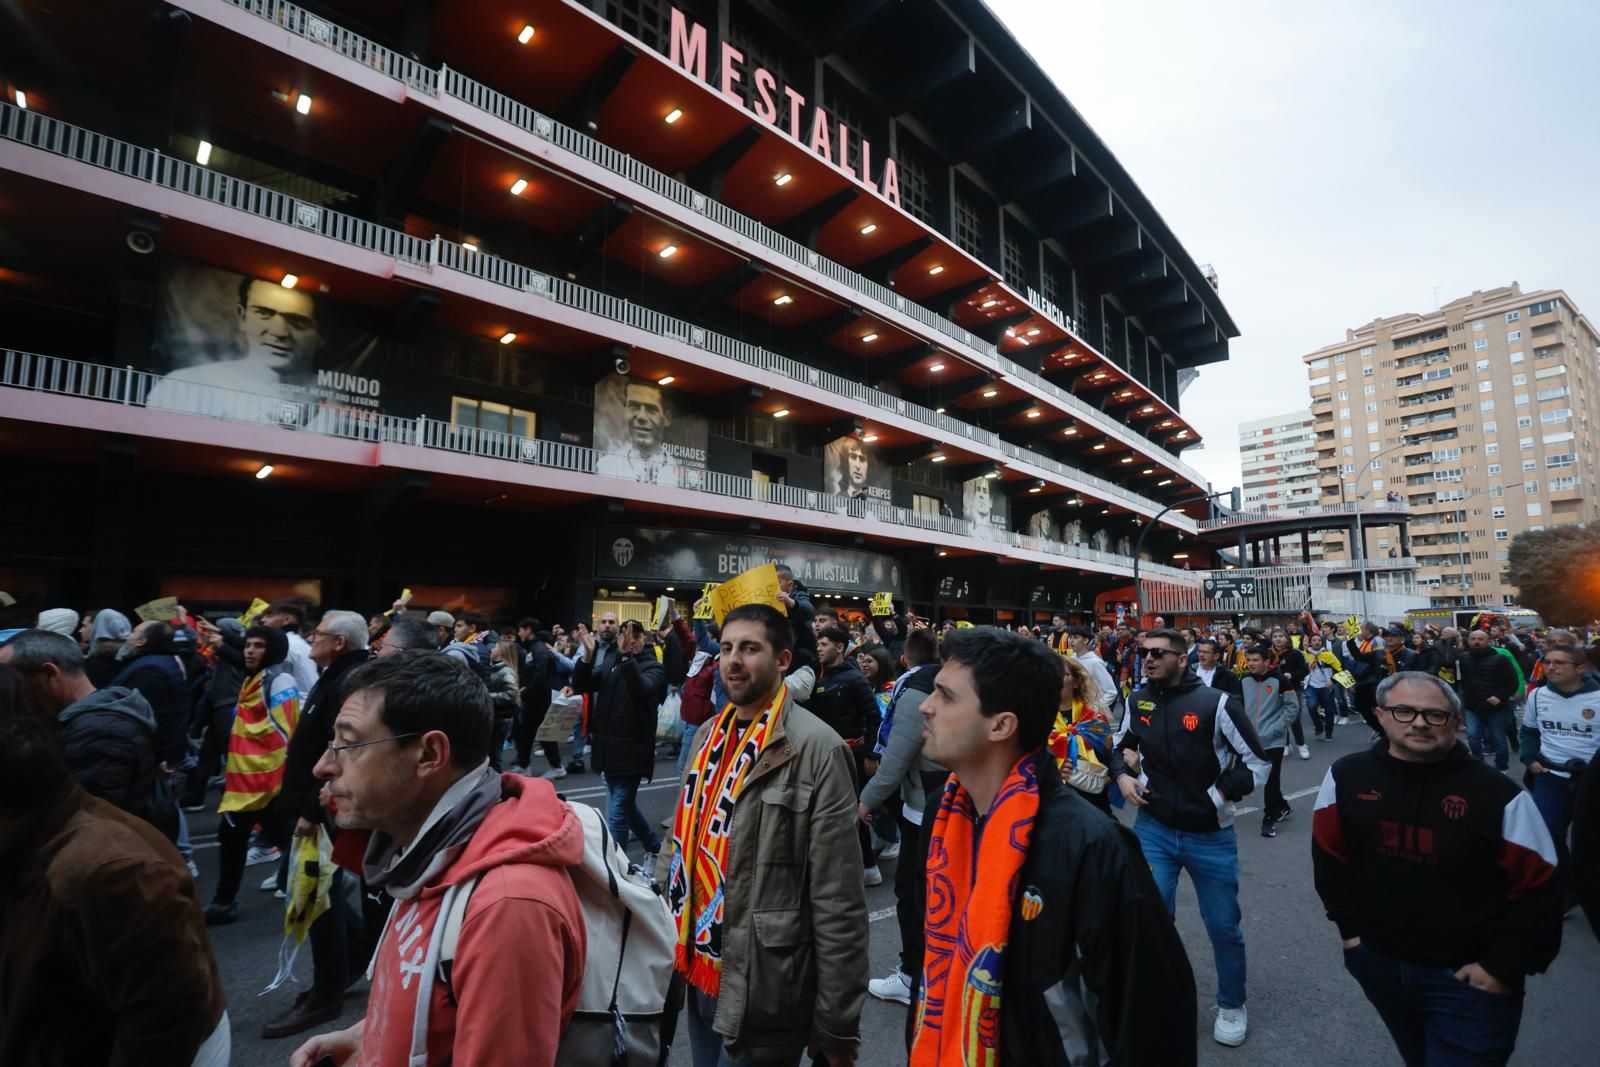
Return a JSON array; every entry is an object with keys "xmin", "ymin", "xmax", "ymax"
[{"xmin": 597, "ymin": 527, "xmax": 902, "ymax": 595}]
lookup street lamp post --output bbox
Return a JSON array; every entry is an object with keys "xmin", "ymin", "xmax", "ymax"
[
  {"xmin": 1132, "ymin": 489, "xmax": 1230, "ymax": 625},
  {"xmin": 1350, "ymin": 441, "xmax": 1412, "ymax": 619}
]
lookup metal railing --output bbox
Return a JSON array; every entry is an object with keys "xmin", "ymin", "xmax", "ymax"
[
  {"xmin": 0, "ymin": 348, "xmax": 1198, "ymax": 583},
  {"xmin": 1200, "ymin": 499, "xmax": 1412, "ymax": 531},
  {"xmin": 0, "ymin": 99, "xmax": 1194, "ymax": 531},
  {"xmin": 1142, "ymin": 561, "xmax": 1418, "ymax": 616},
  {"xmin": 213, "ymin": 0, "xmax": 1206, "ymax": 486}
]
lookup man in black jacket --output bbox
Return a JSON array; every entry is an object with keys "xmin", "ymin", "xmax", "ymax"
[
  {"xmin": 260, "ymin": 609, "xmax": 371, "ymax": 1039},
  {"xmin": 1313, "ymin": 671, "xmax": 1561, "ymax": 1066},
  {"xmin": 513, "ymin": 616, "xmax": 555, "ymax": 774},
  {"xmin": 914, "ymin": 627, "xmax": 1196, "ymax": 1065},
  {"xmin": 1456, "ymin": 629, "xmax": 1521, "ymax": 772},
  {"xmin": 813, "ymin": 625, "xmax": 884, "ymax": 883},
  {"xmin": 1110, "ymin": 628, "xmax": 1269, "ymax": 1048},
  {"xmin": 573, "ymin": 617, "xmax": 666, "ymax": 858},
  {"xmin": 1194, "ymin": 637, "xmax": 1243, "ymax": 696},
  {"xmin": 774, "ymin": 565, "xmax": 818, "ymax": 702},
  {"xmin": 112, "ymin": 620, "xmax": 190, "ymax": 768}
]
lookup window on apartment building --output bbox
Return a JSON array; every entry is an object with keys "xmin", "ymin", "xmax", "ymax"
[
  {"xmin": 1337, "ymin": 372, "xmax": 1348, "ymax": 383},
  {"xmin": 1343, "ymin": 445, "xmax": 1354, "ymax": 456},
  {"xmin": 1489, "ymin": 484, "xmax": 1504, "ymax": 498},
  {"xmin": 1494, "ymin": 529, "xmax": 1509, "ymax": 541},
  {"xmin": 450, "ymin": 396, "xmax": 537, "ymax": 438},
  {"xmin": 1481, "ymin": 399, "xmax": 1495, "ymax": 412},
  {"xmin": 1515, "ymin": 393, "xmax": 1530, "ymax": 406},
  {"xmin": 1338, "ymin": 389, "xmax": 1349, "ymax": 400},
  {"xmin": 1370, "ymin": 459, "xmax": 1383, "ymax": 471},
  {"xmin": 1368, "ymin": 441, "xmax": 1382, "ymax": 452},
  {"xmin": 1333, "ymin": 353, "xmax": 1346, "ymax": 364},
  {"xmin": 1546, "ymin": 453, "xmax": 1576, "ymax": 468},
  {"xmin": 1522, "ymin": 460, "xmax": 1537, "ymax": 473},
  {"xmin": 1551, "ymin": 475, "xmax": 1580, "ymax": 491},
  {"xmin": 1483, "ymin": 420, "xmax": 1497, "ymax": 435},
  {"xmin": 1373, "ymin": 479, "xmax": 1385, "ymax": 490},
  {"xmin": 1311, "ymin": 357, "xmax": 1331, "ymax": 370},
  {"xmin": 1507, "ymin": 331, "xmax": 1523, "ymax": 342},
  {"xmin": 1478, "ymin": 380, "xmax": 1493, "ymax": 393},
  {"xmin": 1520, "ymin": 437, "xmax": 1535, "ymax": 450},
  {"xmin": 1510, "ymin": 350, "xmax": 1525, "ymax": 364},
  {"xmin": 1497, "ymin": 548, "xmax": 1511, "ymax": 561},
  {"xmin": 1364, "ymin": 384, "xmax": 1376, "ymax": 396},
  {"xmin": 1517, "ymin": 415, "xmax": 1533, "ymax": 428},
  {"xmin": 1487, "ymin": 463, "xmax": 1502, "ymax": 476},
  {"xmin": 1339, "ymin": 407, "xmax": 1351, "ymax": 419},
  {"xmin": 1364, "ymin": 402, "xmax": 1378, "ymax": 413},
  {"xmin": 1476, "ymin": 359, "xmax": 1490, "ymax": 372},
  {"xmin": 1361, "ymin": 346, "xmax": 1374, "ymax": 356},
  {"xmin": 1528, "ymin": 502, "xmax": 1542, "ymax": 516},
  {"xmin": 1472, "ymin": 320, "xmax": 1485, "ymax": 331},
  {"xmin": 1506, "ymin": 310, "xmax": 1520, "ymax": 323},
  {"xmin": 1343, "ymin": 427, "xmax": 1352, "ymax": 438},
  {"xmin": 1474, "ymin": 339, "xmax": 1489, "ymax": 351},
  {"xmin": 1492, "ymin": 506, "xmax": 1506, "ymax": 518},
  {"xmin": 1538, "ymin": 387, "xmax": 1568, "ymax": 401},
  {"xmin": 1512, "ymin": 373, "xmax": 1528, "ymax": 386},
  {"xmin": 1540, "ymin": 408, "xmax": 1571, "ymax": 424},
  {"xmin": 1367, "ymin": 421, "xmax": 1379, "ymax": 433},
  {"xmin": 1524, "ymin": 480, "xmax": 1539, "ymax": 494},
  {"xmin": 1485, "ymin": 443, "xmax": 1501, "ymax": 455}
]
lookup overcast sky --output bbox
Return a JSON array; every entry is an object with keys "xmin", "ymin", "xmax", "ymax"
[{"xmin": 984, "ymin": 0, "xmax": 1600, "ymax": 490}]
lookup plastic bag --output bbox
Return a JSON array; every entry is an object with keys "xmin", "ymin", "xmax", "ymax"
[
  {"xmin": 656, "ymin": 691, "xmax": 682, "ymax": 741},
  {"xmin": 262, "ymin": 828, "xmax": 333, "ymax": 994}
]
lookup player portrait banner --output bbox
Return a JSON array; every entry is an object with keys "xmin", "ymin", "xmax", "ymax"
[
  {"xmin": 592, "ymin": 373, "xmax": 708, "ymax": 484},
  {"xmin": 822, "ymin": 434, "xmax": 892, "ymax": 505},
  {"xmin": 1021, "ymin": 506, "xmax": 1059, "ymax": 541},
  {"xmin": 146, "ymin": 258, "xmax": 384, "ymax": 424},
  {"xmin": 597, "ymin": 526, "xmax": 902, "ymax": 596},
  {"xmin": 961, "ymin": 475, "xmax": 1009, "ymax": 539}
]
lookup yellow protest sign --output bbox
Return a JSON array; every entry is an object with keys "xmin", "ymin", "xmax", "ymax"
[
  {"xmin": 693, "ymin": 582, "xmax": 718, "ymax": 620},
  {"xmin": 1343, "ymin": 615, "xmax": 1360, "ymax": 637},
  {"xmin": 870, "ymin": 592, "xmax": 894, "ymax": 617},
  {"xmin": 954, "ymin": 620, "xmax": 974, "ymax": 629},
  {"xmin": 384, "ymin": 588, "xmax": 414, "ymax": 617},
  {"xmin": 708, "ymin": 563, "xmax": 787, "ymax": 625},
  {"xmin": 239, "ymin": 598, "xmax": 271, "ymax": 627},
  {"xmin": 134, "ymin": 596, "xmax": 180, "ymax": 623}
]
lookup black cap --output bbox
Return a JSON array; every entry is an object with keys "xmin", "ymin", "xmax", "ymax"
[{"xmin": 1383, "ymin": 623, "xmax": 1409, "ymax": 638}]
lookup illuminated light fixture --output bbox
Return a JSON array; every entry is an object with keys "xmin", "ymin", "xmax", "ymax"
[
  {"xmin": 930, "ymin": 454, "xmax": 946, "ymax": 463},
  {"xmin": 13, "ymin": 90, "xmax": 26, "ymax": 110},
  {"xmin": 658, "ymin": 375, "xmax": 676, "ymax": 386},
  {"xmin": 772, "ymin": 294, "xmax": 794, "ymax": 306},
  {"xmin": 935, "ymin": 407, "xmax": 946, "ymax": 414},
  {"xmin": 195, "ymin": 140, "xmax": 213, "ymax": 165},
  {"xmin": 295, "ymin": 92, "xmax": 312, "ymax": 115},
  {"xmin": 517, "ymin": 24, "xmax": 535, "ymax": 44},
  {"xmin": 1141, "ymin": 405, "xmax": 1156, "ymax": 413},
  {"xmin": 861, "ymin": 332, "xmax": 878, "ymax": 343},
  {"xmin": 1093, "ymin": 372, "xmax": 1108, "ymax": 380},
  {"xmin": 772, "ymin": 409, "xmax": 790, "ymax": 419},
  {"xmin": 626, "ymin": 585, "xmax": 636, "ymax": 591},
  {"xmin": 664, "ymin": 107, "xmax": 683, "ymax": 124},
  {"xmin": 658, "ymin": 244, "xmax": 678, "ymax": 258},
  {"xmin": 928, "ymin": 265, "xmax": 945, "ymax": 275},
  {"xmin": 981, "ymin": 299, "xmax": 1000, "ymax": 309},
  {"xmin": 666, "ymin": 586, "xmax": 676, "ymax": 592},
  {"xmin": 863, "ymin": 434, "xmax": 879, "ymax": 443},
  {"xmin": 938, "ymin": 550, "xmax": 948, "ymax": 556},
  {"xmin": 1063, "ymin": 426, "xmax": 1078, "ymax": 435},
  {"xmin": 1027, "ymin": 328, "xmax": 1041, "ymax": 336},
  {"xmin": 462, "ymin": 241, "xmax": 479, "ymax": 253},
  {"xmin": 1172, "ymin": 552, "xmax": 1189, "ymax": 560},
  {"xmin": 1158, "ymin": 478, "xmax": 1173, "ymax": 486},
  {"xmin": 1006, "ymin": 329, "xmax": 1016, "ymax": 337},
  {"xmin": 1121, "ymin": 456, "xmax": 1135, "ymax": 464},
  {"xmin": 1069, "ymin": 497, "xmax": 1083, "ymax": 506},
  {"xmin": 1101, "ymin": 508, "xmax": 1111, "ymax": 515},
  {"xmin": 982, "ymin": 389, "xmax": 999, "ymax": 398},
  {"xmin": 929, "ymin": 362, "xmax": 945, "ymax": 372},
  {"xmin": 1142, "ymin": 468, "xmax": 1154, "ymax": 475},
  {"xmin": 774, "ymin": 172, "xmax": 793, "ymax": 186},
  {"xmin": 509, "ymin": 178, "xmax": 528, "ymax": 196},
  {"xmin": 1175, "ymin": 430, "xmax": 1189, "ymax": 438},
  {"xmin": 984, "ymin": 469, "xmax": 1000, "ymax": 479},
  {"xmin": 1026, "ymin": 410, "xmax": 1041, "ymax": 419},
  {"xmin": 860, "ymin": 223, "xmax": 878, "ymax": 236},
  {"xmin": 499, "ymin": 331, "xmax": 517, "ymax": 344},
  {"xmin": 279, "ymin": 273, "xmax": 299, "ymax": 289},
  {"xmin": 254, "ymin": 464, "xmax": 274, "ymax": 480},
  {"xmin": 1092, "ymin": 443, "xmax": 1106, "ymax": 451},
  {"xmin": 1029, "ymin": 486, "xmax": 1042, "ymax": 493}
]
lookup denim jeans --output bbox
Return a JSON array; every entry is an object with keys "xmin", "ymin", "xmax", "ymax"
[
  {"xmin": 687, "ymin": 987, "xmax": 801, "ymax": 1067},
  {"xmin": 602, "ymin": 773, "xmax": 660, "ymax": 854},
  {"xmin": 1134, "ymin": 814, "xmax": 1247, "ymax": 1008},
  {"xmin": 1529, "ymin": 771, "xmax": 1576, "ymax": 871},
  {"xmin": 1343, "ymin": 943, "xmax": 1522, "ymax": 1066},
  {"xmin": 677, "ymin": 718, "xmax": 697, "ymax": 780},
  {"xmin": 1465, "ymin": 709, "xmax": 1511, "ymax": 770},
  {"xmin": 1306, "ymin": 686, "xmax": 1337, "ymax": 737}
]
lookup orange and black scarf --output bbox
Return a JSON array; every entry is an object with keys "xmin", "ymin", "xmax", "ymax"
[
  {"xmin": 667, "ymin": 683, "xmax": 786, "ymax": 996},
  {"xmin": 912, "ymin": 752, "xmax": 1041, "ymax": 1067}
]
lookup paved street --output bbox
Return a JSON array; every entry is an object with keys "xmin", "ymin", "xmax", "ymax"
[{"xmin": 200, "ymin": 724, "xmax": 1598, "ymax": 1067}]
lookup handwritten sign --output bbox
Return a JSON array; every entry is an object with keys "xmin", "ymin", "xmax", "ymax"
[
  {"xmin": 870, "ymin": 592, "xmax": 894, "ymax": 617},
  {"xmin": 708, "ymin": 564, "xmax": 786, "ymax": 625},
  {"xmin": 239, "ymin": 598, "xmax": 271, "ymax": 627},
  {"xmin": 134, "ymin": 596, "xmax": 181, "ymax": 623},
  {"xmin": 693, "ymin": 582, "xmax": 718, "ymax": 620}
]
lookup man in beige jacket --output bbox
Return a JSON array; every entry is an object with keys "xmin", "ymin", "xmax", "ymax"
[{"xmin": 667, "ymin": 603, "xmax": 867, "ymax": 1066}]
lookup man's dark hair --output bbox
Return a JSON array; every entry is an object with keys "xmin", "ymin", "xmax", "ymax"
[
  {"xmin": 460, "ymin": 611, "xmax": 489, "ymax": 633},
  {"xmin": 903, "ymin": 628, "xmax": 939, "ymax": 666},
  {"xmin": 0, "ymin": 711, "xmax": 70, "ymax": 816},
  {"xmin": 1143, "ymin": 627, "xmax": 1188, "ymax": 652},
  {"xmin": 620, "ymin": 619, "xmax": 646, "ymax": 638},
  {"xmin": 1067, "ymin": 625, "xmax": 1094, "ymax": 640},
  {"xmin": 1244, "ymin": 644, "xmax": 1271, "ymax": 661},
  {"xmin": 518, "ymin": 616, "xmax": 541, "ymax": 632},
  {"xmin": 340, "ymin": 652, "xmax": 493, "ymax": 769},
  {"xmin": 386, "ymin": 617, "xmax": 437, "ymax": 652},
  {"xmin": 266, "ymin": 599, "xmax": 307, "ymax": 627},
  {"xmin": 774, "ymin": 564, "xmax": 794, "ymax": 582},
  {"xmin": 817, "ymin": 625, "xmax": 851, "ymax": 647},
  {"xmin": 815, "ymin": 605, "xmax": 839, "ymax": 620},
  {"xmin": 139, "ymin": 620, "xmax": 174, "ymax": 647},
  {"xmin": 0, "ymin": 629, "xmax": 87, "ymax": 677},
  {"xmin": 721, "ymin": 604, "xmax": 794, "ymax": 656},
  {"xmin": 1196, "ymin": 638, "xmax": 1220, "ymax": 655},
  {"xmin": 941, "ymin": 626, "xmax": 1063, "ymax": 752}
]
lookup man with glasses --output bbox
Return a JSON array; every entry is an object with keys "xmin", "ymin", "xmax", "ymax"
[
  {"xmin": 1313, "ymin": 671, "xmax": 1561, "ymax": 1067},
  {"xmin": 376, "ymin": 616, "xmax": 438, "ymax": 657},
  {"xmin": 1519, "ymin": 646, "xmax": 1600, "ymax": 885},
  {"xmin": 1110, "ymin": 628, "xmax": 1269, "ymax": 1048}
]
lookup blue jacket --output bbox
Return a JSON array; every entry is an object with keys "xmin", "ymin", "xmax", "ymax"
[{"xmin": 112, "ymin": 650, "xmax": 189, "ymax": 765}]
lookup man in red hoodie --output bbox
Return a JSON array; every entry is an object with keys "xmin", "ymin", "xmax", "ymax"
[{"xmin": 290, "ymin": 653, "xmax": 586, "ymax": 1067}]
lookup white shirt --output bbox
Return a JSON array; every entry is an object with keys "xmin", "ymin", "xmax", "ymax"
[{"xmin": 1196, "ymin": 665, "xmax": 1217, "ymax": 687}]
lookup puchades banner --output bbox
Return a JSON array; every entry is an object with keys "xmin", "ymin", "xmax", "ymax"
[
  {"xmin": 146, "ymin": 259, "xmax": 383, "ymax": 425},
  {"xmin": 597, "ymin": 526, "xmax": 903, "ymax": 596},
  {"xmin": 592, "ymin": 373, "xmax": 708, "ymax": 484},
  {"xmin": 823, "ymin": 433, "xmax": 891, "ymax": 504}
]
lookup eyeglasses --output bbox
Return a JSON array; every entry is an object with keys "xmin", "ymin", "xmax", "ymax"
[
  {"xmin": 325, "ymin": 733, "xmax": 421, "ymax": 760},
  {"xmin": 1380, "ymin": 705, "xmax": 1454, "ymax": 727},
  {"xmin": 1143, "ymin": 647, "xmax": 1182, "ymax": 661}
]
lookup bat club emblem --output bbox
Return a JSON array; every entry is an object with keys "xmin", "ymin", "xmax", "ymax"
[
  {"xmin": 1182, "ymin": 713, "xmax": 1200, "ymax": 732},
  {"xmin": 1021, "ymin": 886, "xmax": 1044, "ymax": 921}
]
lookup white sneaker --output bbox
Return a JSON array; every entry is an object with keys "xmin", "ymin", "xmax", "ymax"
[
  {"xmin": 868, "ymin": 969, "xmax": 912, "ymax": 1005},
  {"xmin": 1334, "ymin": 716, "xmax": 1348, "ymax": 726},
  {"xmin": 541, "ymin": 766, "xmax": 568, "ymax": 780},
  {"xmin": 863, "ymin": 865, "xmax": 884, "ymax": 887},
  {"xmin": 259, "ymin": 873, "xmax": 280, "ymax": 892},
  {"xmin": 245, "ymin": 845, "xmax": 281, "ymax": 867},
  {"xmin": 1296, "ymin": 744, "xmax": 1311, "ymax": 760},
  {"xmin": 878, "ymin": 841, "xmax": 901, "ymax": 861},
  {"xmin": 1214, "ymin": 1005, "xmax": 1248, "ymax": 1047}
]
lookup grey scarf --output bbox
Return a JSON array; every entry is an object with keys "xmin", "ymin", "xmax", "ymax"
[{"xmin": 363, "ymin": 762, "xmax": 501, "ymax": 899}]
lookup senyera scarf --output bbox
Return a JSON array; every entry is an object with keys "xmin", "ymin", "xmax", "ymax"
[
  {"xmin": 667, "ymin": 682, "xmax": 786, "ymax": 996},
  {"xmin": 912, "ymin": 752, "xmax": 1041, "ymax": 1067}
]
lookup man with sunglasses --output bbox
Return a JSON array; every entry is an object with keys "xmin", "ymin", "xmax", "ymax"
[
  {"xmin": 1110, "ymin": 628, "xmax": 1269, "ymax": 1048},
  {"xmin": 1313, "ymin": 672, "xmax": 1561, "ymax": 1067}
]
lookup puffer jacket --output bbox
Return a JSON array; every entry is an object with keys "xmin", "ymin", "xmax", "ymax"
[
  {"xmin": 573, "ymin": 650, "xmax": 666, "ymax": 778},
  {"xmin": 58, "ymin": 687, "xmax": 161, "ymax": 818},
  {"xmin": 112, "ymin": 646, "xmax": 189, "ymax": 765},
  {"xmin": 682, "ymin": 694, "xmax": 868, "ymax": 1061},
  {"xmin": 488, "ymin": 659, "xmax": 520, "ymax": 721},
  {"xmin": 807, "ymin": 656, "xmax": 880, "ymax": 745},
  {"xmin": 1456, "ymin": 647, "xmax": 1519, "ymax": 712},
  {"xmin": 1241, "ymin": 669, "xmax": 1293, "ymax": 750}
]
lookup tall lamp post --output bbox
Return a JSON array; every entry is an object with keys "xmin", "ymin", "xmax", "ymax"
[
  {"xmin": 1132, "ymin": 489, "xmax": 1231, "ymax": 625},
  {"xmin": 1349, "ymin": 441, "xmax": 1411, "ymax": 619}
]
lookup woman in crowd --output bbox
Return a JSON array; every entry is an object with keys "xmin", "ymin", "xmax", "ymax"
[
  {"xmin": 1049, "ymin": 654, "xmax": 1114, "ymax": 812},
  {"xmin": 487, "ymin": 639, "xmax": 521, "ymax": 771}
]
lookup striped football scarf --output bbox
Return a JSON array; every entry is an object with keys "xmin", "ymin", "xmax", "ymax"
[
  {"xmin": 218, "ymin": 666, "xmax": 300, "ymax": 814},
  {"xmin": 912, "ymin": 752, "xmax": 1041, "ymax": 1067},
  {"xmin": 667, "ymin": 683, "xmax": 786, "ymax": 996}
]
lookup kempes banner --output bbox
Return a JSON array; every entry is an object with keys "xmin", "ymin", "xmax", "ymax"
[
  {"xmin": 146, "ymin": 259, "xmax": 383, "ymax": 425},
  {"xmin": 592, "ymin": 373, "xmax": 708, "ymax": 485},
  {"xmin": 822, "ymin": 433, "xmax": 891, "ymax": 505},
  {"xmin": 598, "ymin": 527, "xmax": 902, "ymax": 595},
  {"xmin": 961, "ymin": 474, "xmax": 1009, "ymax": 538}
]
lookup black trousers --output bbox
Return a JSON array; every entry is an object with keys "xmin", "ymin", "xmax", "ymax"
[
  {"xmin": 1354, "ymin": 683, "xmax": 1382, "ymax": 733},
  {"xmin": 214, "ymin": 804, "xmax": 289, "ymax": 905},
  {"xmin": 904, "ymin": 768, "xmax": 950, "ymax": 1051},
  {"xmin": 1264, "ymin": 747, "xmax": 1286, "ymax": 817},
  {"xmin": 514, "ymin": 699, "xmax": 549, "ymax": 768},
  {"xmin": 180, "ymin": 703, "xmax": 232, "ymax": 807}
]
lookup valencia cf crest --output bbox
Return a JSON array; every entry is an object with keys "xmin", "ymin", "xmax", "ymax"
[
  {"xmin": 1021, "ymin": 886, "xmax": 1044, "ymax": 921},
  {"xmin": 1182, "ymin": 713, "xmax": 1200, "ymax": 732},
  {"xmin": 1584, "ymin": 708, "xmax": 1595, "ymax": 720}
]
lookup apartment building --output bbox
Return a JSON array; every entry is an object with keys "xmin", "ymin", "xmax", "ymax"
[
  {"xmin": 1238, "ymin": 409, "xmax": 1324, "ymax": 560},
  {"xmin": 1303, "ymin": 283, "xmax": 1600, "ymax": 606}
]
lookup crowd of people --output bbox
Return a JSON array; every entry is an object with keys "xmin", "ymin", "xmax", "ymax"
[{"xmin": 1, "ymin": 582, "xmax": 1597, "ymax": 1067}]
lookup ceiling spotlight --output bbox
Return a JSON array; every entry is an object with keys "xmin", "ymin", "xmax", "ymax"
[
  {"xmin": 860, "ymin": 223, "xmax": 877, "ymax": 235},
  {"xmin": 1121, "ymin": 456, "xmax": 1135, "ymax": 464},
  {"xmin": 861, "ymin": 332, "xmax": 878, "ymax": 343},
  {"xmin": 981, "ymin": 299, "xmax": 999, "ymax": 309},
  {"xmin": 1028, "ymin": 485, "xmax": 1042, "ymax": 493},
  {"xmin": 13, "ymin": 90, "xmax": 26, "ymax": 110},
  {"xmin": 1173, "ymin": 552, "xmax": 1189, "ymax": 560},
  {"xmin": 1069, "ymin": 497, "xmax": 1083, "ymax": 506},
  {"xmin": 1026, "ymin": 328, "xmax": 1041, "ymax": 336},
  {"xmin": 1141, "ymin": 405, "xmax": 1156, "ymax": 413},
  {"xmin": 929, "ymin": 362, "xmax": 945, "ymax": 372},
  {"xmin": 461, "ymin": 241, "xmax": 479, "ymax": 252},
  {"xmin": 774, "ymin": 172, "xmax": 793, "ymax": 186},
  {"xmin": 1026, "ymin": 410, "xmax": 1041, "ymax": 418},
  {"xmin": 1092, "ymin": 443, "xmax": 1106, "ymax": 451},
  {"xmin": 1063, "ymin": 426, "xmax": 1078, "ymax": 436},
  {"xmin": 1158, "ymin": 478, "xmax": 1173, "ymax": 486},
  {"xmin": 1142, "ymin": 468, "xmax": 1154, "ymax": 475},
  {"xmin": 509, "ymin": 178, "xmax": 528, "ymax": 195},
  {"xmin": 928, "ymin": 265, "xmax": 944, "ymax": 275},
  {"xmin": 984, "ymin": 469, "xmax": 1000, "ymax": 479},
  {"xmin": 773, "ymin": 409, "xmax": 790, "ymax": 418},
  {"xmin": 658, "ymin": 244, "xmax": 678, "ymax": 258},
  {"xmin": 195, "ymin": 140, "xmax": 213, "ymax": 165},
  {"xmin": 982, "ymin": 389, "xmax": 999, "ymax": 398},
  {"xmin": 930, "ymin": 455, "xmax": 946, "ymax": 463},
  {"xmin": 518, "ymin": 24, "xmax": 535, "ymax": 44},
  {"xmin": 499, "ymin": 331, "xmax": 516, "ymax": 344},
  {"xmin": 664, "ymin": 107, "xmax": 683, "ymax": 124},
  {"xmin": 666, "ymin": 586, "xmax": 676, "ymax": 592},
  {"xmin": 938, "ymin": 550, "xmax": 948, "ymax": 556},
  {"xmin": 255, "ymin": 464, "xmax": 274, "ymax": 479},
  {"xmin": 863, "ymin": 434, "xmax": 879, "ymax": 443},
  {"xmin": 294, "ymin": 92, "xmax": 312, "ymax": 115},
  {"xmin": 1093, "ymin": 372, "xmax": 1107, "ymax": 380},
  {"xmin": 280, "ymin": 273, "xmax": 299, "ymax": 289},
  {"xmin": 658, "ymin": 375, "xmax": 676, "ymax": 385},
  {"xmin": 626, "ymin": 585, "xmax": 636, "ymax": 591},
  {"xmin": 935, "ymin": 407, "xmax": 946, "ymax": 414},
  {"xmin": 773, "ymin": 294, "xmax": 794, "ymax": 306},
  {"xmin": 1101, "ymin": 508, "xmax": 1111, "ymax": 515}
]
